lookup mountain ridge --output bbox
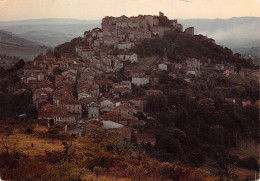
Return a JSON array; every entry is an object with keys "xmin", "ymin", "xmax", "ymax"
[{"xmin": 1, "ymin": 17, "xmax": 259, "ymax": 54}]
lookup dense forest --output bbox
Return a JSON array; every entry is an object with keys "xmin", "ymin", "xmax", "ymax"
[{"xmin": 136, "ymin": 31, "xmax": 258, "ymax": 70}]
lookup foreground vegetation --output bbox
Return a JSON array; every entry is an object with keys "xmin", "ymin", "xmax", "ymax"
[{"xmin": 0, "ymin": 123, "xmax": 216, "ymax": 180}]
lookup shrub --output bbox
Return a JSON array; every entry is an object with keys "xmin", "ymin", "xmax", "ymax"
[{"xmin": 238, "ymin": 157, "xmax": 259, "ymax": 170}]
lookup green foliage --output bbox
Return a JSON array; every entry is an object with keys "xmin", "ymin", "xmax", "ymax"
[
  {"xmin": 132, "ymin": 86, "xmax": 145, "ymax": 97},
  {"xmin": 54, "ymin": 37, "xmax": 82, "ymax": 57},
  {"xmin": 0, "ymin": 90, "xmax": 32, "ymax": 120},
  {"xmin": 238, "ymin": 157, "xmax": 259, "ymax": 170},
  {"xmin": 52, "ymin": 67, "xmax": 64, "ymax": 75},
  {"xmin": 146, "ymin": 94, "xmax": 166, "ymax": 112},
  {"xmin": 136, "ymin": 31, "xmax": 257, "ymax": 69},
  {"xmin": 14, "ymin": 59, "xmax": 25, "ymax": 70}
]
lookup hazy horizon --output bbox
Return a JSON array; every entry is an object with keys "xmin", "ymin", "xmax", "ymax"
[
  {"xmin": 0, "ymin": 16, "xmax": 260, "ymax": 22},
  {"xmin": 0, "ymin": 0, "xmax": 259, "ymax": 21}
]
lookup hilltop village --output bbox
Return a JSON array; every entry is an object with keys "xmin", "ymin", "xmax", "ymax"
[{"xmin": 2, "ymin": 12, "xmax": 259, "ymax": 147}]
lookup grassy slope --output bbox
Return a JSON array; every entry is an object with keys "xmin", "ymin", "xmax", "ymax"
[{"xmin": 0, "ymin": 124, "xmax": 215, "ymax": 181}]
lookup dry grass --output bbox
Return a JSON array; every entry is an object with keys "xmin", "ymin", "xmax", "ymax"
[
  {"xmin": 0, "ymin": 125, "xmax": 216, "ymax": 180},
  {"xmin": 0, "ymin": 132, "xmax": 63, "ymax": 157},
  {"xmin": 0, "ymin": 125, "xmax": 102, "ymax": 158},
  {"xmin": 83, "ymin": 174, "xmax": 131, "ymax": 181}
]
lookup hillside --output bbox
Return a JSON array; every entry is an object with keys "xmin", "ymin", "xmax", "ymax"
[
  {"xmin": 0, "ymin": 13, "xmax": 259, "ymax": 181},
  {"xmin": 0, "ymin": 31, "xmax": 47, "ymax": 61},
  {"xmin": 0, "ymin": 123, "xmax": 214, "ymax": 181},
  {"xmin": 0, "ymin": 30, "xmax": 39, "ymax": 46}
]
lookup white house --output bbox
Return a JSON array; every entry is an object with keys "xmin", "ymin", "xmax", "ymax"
[
  {"xmin": 102, "ymin": 120, "xmax": 123, "ymax": 130},
  {"xmin": 78, "ymin": 92, "xmax": 92, "ymax": 100},
  {"xmin": 100, "ymin": 98, "xmax": 116, "ymax": 109},
  {"xmin": 158, "ymin": 63, "xmax": 167, "ymax": 71},
  {"xmin": 186, "ymin": 71, "xmax": 196, "ymax": 75},
  {"xmin": 132, "ymin": 76, "xmax": 149, "ymax": 86},
  {"xmin": 118, "ymin": 52, "xmax": 138, "ymax": 63},
  {"xmin": 117, "ymin": 42, "xmax": 134, "ymax": 50},
  {"xmin": 114, "ymin": 81, "xmax": 132, "ymax": 90}
]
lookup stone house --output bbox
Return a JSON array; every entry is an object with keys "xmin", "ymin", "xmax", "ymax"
[
  {"xmin": 61, "ymin": 98, "xmax": 82, "ymax": 117},
  {"xmin": 185, "ymin": 58, "xmax": 200, "ymax": 76},
  {"xmin": 38, "ymin": 104, "xmax": 76, "ymax": 125},
  {"xmin": 102, "ymin": 56, "xmax": 123, "ymax": 73},
  {"xmin": 80, "ymin": 48, "xmax": 95, "ymax": 60},
  {"xmin": 112, "ymin": 102, "xmax": 135, "ymax": 117},
  {"xmin": 184, "ymin": 27, "xmax": 194, "ymax": 35},
  {"xmin": 99, "ymin": 98, "xmax": 116, "ymax": 108},
  {"xmin": 32, "ymin": 88, "xmax": 49, "ymax": 103},
  {"xmin": 110, "ymin": 87, "xmax": 132, "ymax": 98},
  {"xmin": 91, "ymin": 28, "xmax": 103, "ymax": 39},
  {"xmin": 87, "ymin": 101, "xmax": 100, "ymax": 118},
  {"xmin": 103, "ymin": 35, "xmax": 118, "ymax": 46},
  {"xmin": 177, "ymin": 24, "xmax": 183, "ymax": 32}
]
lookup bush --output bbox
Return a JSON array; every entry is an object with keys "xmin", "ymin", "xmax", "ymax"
[
  {"xmin": 146, "ymin": 94, "xmax": 166, "ymax": 112},
  {"xmin": 238, "ymin": 157, "xmax": 259, "ymax": 170}
]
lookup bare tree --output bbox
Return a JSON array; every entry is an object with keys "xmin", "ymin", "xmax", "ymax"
[
  {"xmin": 62, "ymin": 141, "xmax": 72, "ymax": 154},
  {"xmin": 2, "ymin": 136, "xmax": 9, "ymax": 154}
]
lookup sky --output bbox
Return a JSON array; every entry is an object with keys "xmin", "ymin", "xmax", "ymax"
[{"xmin": 0, "ymin": 0, "xmax": 259, "ymax": 21}]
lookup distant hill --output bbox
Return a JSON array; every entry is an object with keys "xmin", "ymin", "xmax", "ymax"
[
  {"xmin": 0, "ymin": 30, "xmax": 38, "ymax": 46},
  {"xmin": 0, "ymin": 19, "xmax": 101, "ymax": 47},
  {"xmin": 0, "ymin": 18, "xmax": 101, "ymax": 25},
  {"xmin": 0, "ymin": 30, "xmax": 47, "ymax": 61},
  {"xmin": 178, "ymin": 17, "xmax": 260, "ymax": 56}
]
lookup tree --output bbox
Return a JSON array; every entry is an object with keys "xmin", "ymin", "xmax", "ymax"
[
  {"xmin": 14, "ymin": 59, "xmax": 25, "ymax": 70},
  {"xmin": 53, "ymin": 67, "xmax": 64, "ymax": 75},
  {"xmin": 62, "ymin": 142, "xmax": 72, "ymax": 154},
  {"xmin": 93, "ymin": 166, "xmax": 103, "ymax": 177},
  {"xmin": 168, "ymin": 91, "xmax": 182, "ymax": 109},
  {"xmin": 2, "ymin": 136, "xmax": 9, "ymax": 153},
  {"xmin": 146, "ymin": 94, "xmax": 166, "ymax": 112},
  {"xmin": 46, "ymin": 49, "xmax": 54, "ymax": 56},
  {"xmin": 159, "ymin": 71, "xmax": 169, "ymax": 84}
]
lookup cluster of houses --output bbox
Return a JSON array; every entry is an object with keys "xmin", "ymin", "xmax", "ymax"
[
  {"xmin": 14, "ymin": 13, "xmax": 259, "ymax": 147},
  {"xmin": 81, "ymin": 12, "xmax": 194, "ymax": 53},
  {"xmin": 18, "ymin": 46, "xmax": 158, "ymax": 145}
]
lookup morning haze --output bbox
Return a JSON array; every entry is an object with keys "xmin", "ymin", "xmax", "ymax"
[{"xmin": 0, "ymin": 0, "xmax": 260, "ymax": 21}]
